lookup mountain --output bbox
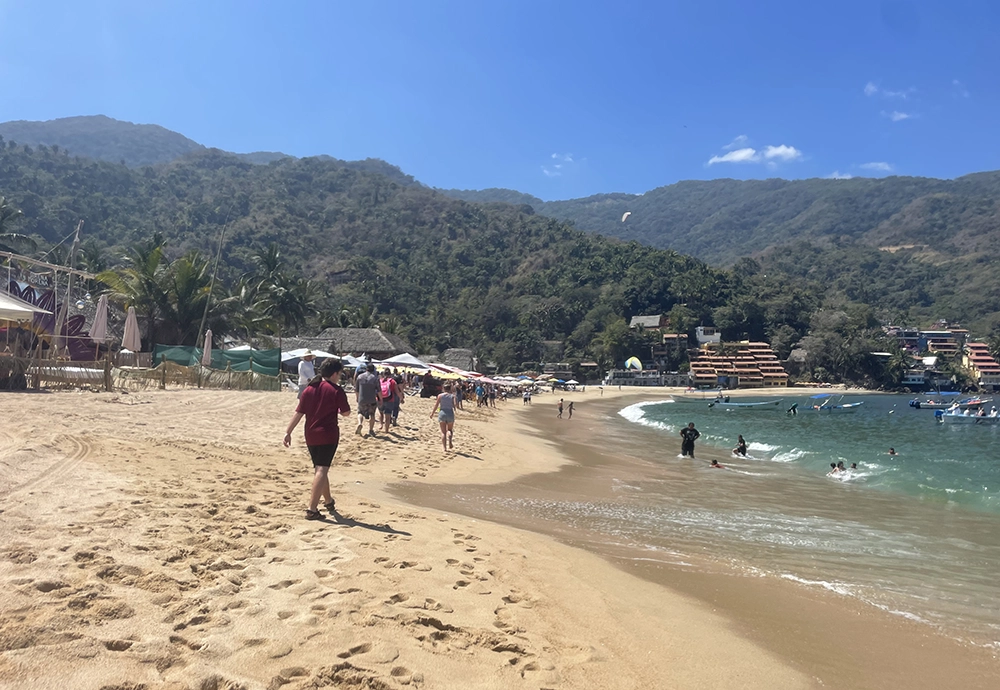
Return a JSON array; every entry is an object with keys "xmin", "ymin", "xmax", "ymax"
[
  {"xmin": 442, "ymin": 175, "xmax": 1000, "ymax": 267},
  {"xmin": 0, "ymin": 115, "xmax": 206, "ymax": 168},
  {"xmin": 0, "ymin": 142, "xmax": 748, "ymax": 371},
  {"xmin": 0, "ymin": 115, "xmax": 300, "ymax": 169}
]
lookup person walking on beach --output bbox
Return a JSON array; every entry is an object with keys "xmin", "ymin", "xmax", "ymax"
[
  {"xmin": 567, "ymin": 401, "xmax": 574, "ymax": 419},
  {"xmin": 680, "ymin": 422, "xmax": 700, "ymax": 458},
  {"xmin": 297, "ymin": 350, "xmax": 316, "ymax": 399},
  {"xmin": 379, "ymin": 369, "xmax": 400, "ymax": 433},
  {"xmin": 430, "ymin": 382, "xmax": 457, "ymax": 451},
  {"xmin": 355, "ymin": 363, "xmax": 382, "ymax": 437},
  {"xmin": 557, "ymin": 399, "xmax": 564, "ymax": 419},
  {"xmin": 283, "ymin": 359, "xmax": 352, "ymax": 520}
]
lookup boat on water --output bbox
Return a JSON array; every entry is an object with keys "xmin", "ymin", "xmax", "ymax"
[
  {"xmin": 807, "ymin": 400, "xmax": 865, "ymax": 413},
  {"xmin": 909, "ymin": 395, "xmax": 989, "ymax": 410},
  {"xmin": 707, "ymin": 399, "xmax": 784, "ymax": 409},
  {"xmin": 935, "ymin": 409, "xmax": 1000, "ymax": 424}
]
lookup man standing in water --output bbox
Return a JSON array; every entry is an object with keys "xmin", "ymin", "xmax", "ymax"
[{"xmin": 680, "ymin": 422, "xmax": 700, "ymax": 458}]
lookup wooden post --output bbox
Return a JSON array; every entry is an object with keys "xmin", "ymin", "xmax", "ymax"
[
  {"xmin": 160, "ymin": 354, "xmax": 167, "ymax": 390},
  {"xmin": 32, "ymin": 339, "xmax": 41, "ymax": 390},
  {"xmin": 226, "ymin": 361, "xmax": 232, "ymax": 389},
  {"xmin": 103, "ymin": 347, "xmax": 112, "ymax": 392},
  {"xmin": 248, "ymin": 356, "xmax": 254, "ymax": 391}
]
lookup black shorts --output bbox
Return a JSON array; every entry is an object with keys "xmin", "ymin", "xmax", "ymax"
[
  {"xmin": 308, "ymin": 443, "xmax": 338, "ymax": 467},
  {"xmin": 358, "ymin": 402, "xmax": 377, "ymax": 419},
  {"xmin": 681, "ymin": 440, "xmax": 695, "ymax": 456}
]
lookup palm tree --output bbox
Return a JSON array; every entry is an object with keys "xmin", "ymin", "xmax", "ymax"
[
  {"xmin": 345, "ymin": 304, "xmax": 378, "ymax": 328},
  {"xmin": 259, "ymin": 276, "xmax": 319, "ymax": 342},
  {"xmin": 380, "ymin": 314, "xmax": 403, "ymax": 334},
  {"xmin": 97, "ymin": 236, "xmax": 169, "ymax": 346},
  {"xmin": 159, "ymin": 251, "xmax": 216, "ymax": 345},
  {"xmin": 0, "ymin": 196, "xmax": 35, "ymax": 254}
]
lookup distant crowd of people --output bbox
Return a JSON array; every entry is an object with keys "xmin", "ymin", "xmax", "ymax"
[{"xmin": 284, "ymin": 354, "xmax": 514, "ymax": 519}]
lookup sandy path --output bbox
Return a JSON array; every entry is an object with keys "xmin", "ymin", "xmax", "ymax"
[{"xmin": 0, "ymin": 388, "xmax": 811, "ymax": 689}]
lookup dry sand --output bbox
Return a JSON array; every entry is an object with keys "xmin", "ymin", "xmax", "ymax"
[{"xmin": 0, "ymin": 386, "xmax": 816, "ymax": 690}]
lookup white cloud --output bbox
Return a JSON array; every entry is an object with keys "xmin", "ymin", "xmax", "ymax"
[
  {"xmin": 865, "ymin": 82, "xmax": 915, "ymax": 99},
  {"xmin": 828, "ymin": 171, "xmax": 854, "ymax": 180},
  {"xmin": 707, "ymin": 141, "xmax": 803, "ymax": 166},
  {"xmin": 882, "ymin": 87, "xmax": 915, "ymax": 99},
  {"xmin": 723, "ymin": 135, "xmax": 749, "ymax": 151},
  {"xmin": 542, "ymin": 152, "xmax": 576, "ymax": 177},
  {"xmin": 882, "ymin": 110, "xmax": 911, "ymax": 122},
  {"xmin": 860, "ymin": 161, "xmax": 893, "ymax": 172},
  {"xmin": 708, "ymin": 147, "xmax": 761, "ymax": 165},
  {"xmin": 953, "ymin": 79, "xmax": 970, "ymax": 98},
  {"xmin": 763, "ymin": 145, "xmax": 802, "ymax": 161}
]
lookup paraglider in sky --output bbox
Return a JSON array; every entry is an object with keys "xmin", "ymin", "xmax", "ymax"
[
  {"xmin": 625, "ymin": 356, "xmax": 643, "ymax": 370},
  {"xmin": 621, "ymin": 211, "xmax": 632, "ymax": 223}
]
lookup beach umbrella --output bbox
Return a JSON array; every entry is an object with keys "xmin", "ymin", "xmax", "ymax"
[
  {"xmin": 201, "ymin": 329, "xmax": 213, "ymax": 366},
  {"xmin": 625, "ymin": 356, "xmax": 643, "ymax": 370},
  {"xmin": 566, "ymin": 379, "xmax": 580, "ymax": 385},
  {"xmin": 89, "ymin": 294, "xmax": 108, "ymax": 345},
  {"xmin": 121, "ymin": 306, "xmax": 141, "ymax": 352}
]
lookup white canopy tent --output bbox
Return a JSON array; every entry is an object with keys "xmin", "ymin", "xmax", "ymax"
[
  {"xmin": 282, "ymin": 347, "xmax": 338, "ymax": 362},
  {"xmin": 0, "ymin": 291, "xmax": 51, "ymax": 321},
  {"xmin": 381, "ymin": 353, "xmax": 431, "ymax": 368}
]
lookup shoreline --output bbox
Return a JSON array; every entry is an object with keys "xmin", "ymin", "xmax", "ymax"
[
  {"xmin": 2, "ymin": 386, "xmax": 996, "ymax": 688},
  {"xmin": 397, "ymin": 387, "xmax": 1000, "ymax": 688},
  {"xmin": 0, "ymin": 388, "xmax": 810, "ymax": 689}
]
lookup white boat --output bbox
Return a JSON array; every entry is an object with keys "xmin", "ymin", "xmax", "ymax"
[
  {"xmin": 707, "ymin": 399, "xmax": 784, "ymax": 409},
  {"xmin": 935, "ymin": 410, "xmax": 1000, "ymax": 424}
]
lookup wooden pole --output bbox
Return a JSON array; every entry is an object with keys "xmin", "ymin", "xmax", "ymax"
[{"xmin": 160, "ymin": 354, "xmax": 167, "ymax": 390}]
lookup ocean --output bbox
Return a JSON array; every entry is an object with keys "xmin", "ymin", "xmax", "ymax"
[{"xmin": 400, "ymin": 392, "xmax": 1000, "ymax": 651}]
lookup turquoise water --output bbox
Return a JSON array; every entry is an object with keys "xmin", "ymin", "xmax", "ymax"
[
  {"xmin": 625, "ymin": 394, "xmax": 1000, "ymax": 513},
  {"xmin": 401, "ymin": 393, "xmax": 1000, "ymax": 649}
]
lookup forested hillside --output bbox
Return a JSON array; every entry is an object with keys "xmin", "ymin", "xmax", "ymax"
[
  {"xmin": 443, "ymin": 174, "xmax": 1000, "ymax": 267},
  {"xmin": 0, "ymin": 142, "xmax": 757, "ymax": 371},
  {"xmin": 2, "ymin": 134, "xmax": 999, "ymax": 383}
]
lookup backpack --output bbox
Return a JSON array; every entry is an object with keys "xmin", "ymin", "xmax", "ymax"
[{"xmin": 380, "ymin": 378, "xmax": 394, "ymax": 399}]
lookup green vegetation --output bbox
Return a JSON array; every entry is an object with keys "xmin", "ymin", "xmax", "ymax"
[{"xmin": 1, "ymin": 123, "xmax": 998, "ymax": 385}]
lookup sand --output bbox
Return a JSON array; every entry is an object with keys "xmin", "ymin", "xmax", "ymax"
[{"xmin": 0, "ymin": 385, "xmax": 820, "ymax": 689}]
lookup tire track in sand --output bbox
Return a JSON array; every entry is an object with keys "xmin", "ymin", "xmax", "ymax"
[{"xmin": 1, "ymin": 434, "xmax": 94, "ymax": 500}]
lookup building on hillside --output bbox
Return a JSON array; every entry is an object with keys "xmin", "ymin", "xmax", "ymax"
[
  {"xmin": 318, "ymin": 328, "xmax": 415, "ymax": 360},
  {"xmin": 604, "ymin": 369, "xmax": 688, "ymax": 387},
  {"xmin": 688, "ymin": 340, "xmax": 789, "ymax": 389},
  {"xmin": 695, "ymin": 326, "xmax": 721, "ymax": 346},
  {"xmin": 963, "ymin": 342, "xmax": 1000, "ymax": 390},
  {"xmin": 629, "ymin": 314, "xmax": 667, "ymax": 330}
]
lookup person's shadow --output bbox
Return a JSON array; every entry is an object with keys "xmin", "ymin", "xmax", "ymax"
[{"xmin": 328, "ymin": 509, "xmax": 411, "ymax": 535}]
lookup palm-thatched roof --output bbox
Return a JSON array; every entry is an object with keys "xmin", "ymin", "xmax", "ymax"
[{"xmin": 316, "ymin": 328, "xmax": 414, "ymax": 357}]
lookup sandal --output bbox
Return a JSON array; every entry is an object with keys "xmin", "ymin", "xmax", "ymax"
[
  {"xmin": 305, "ymin": 509, "xmax": 323, "ymax": 520},
  {"xmin": 324, "ymin": 499, "xmax": 336, "ymax": 512}
]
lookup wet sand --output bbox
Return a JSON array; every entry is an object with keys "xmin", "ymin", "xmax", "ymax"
[{"xmin": 398, "ymin": 388, "xmax": 1000, "ymax": 689}]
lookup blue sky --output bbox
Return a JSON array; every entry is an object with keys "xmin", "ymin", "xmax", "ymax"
[{"xmin": 0, "ymin": 0, "xmax": 996, "ymax": 200}]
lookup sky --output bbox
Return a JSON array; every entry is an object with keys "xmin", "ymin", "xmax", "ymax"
[{"xmin": 0, "ymin": 0, "xmax": 997, "ymax": 200}]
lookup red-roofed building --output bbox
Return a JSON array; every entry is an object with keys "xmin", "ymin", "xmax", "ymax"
[{"xmin": 963, "ymin": 342, "xmax": 1000, "ymax": 390}]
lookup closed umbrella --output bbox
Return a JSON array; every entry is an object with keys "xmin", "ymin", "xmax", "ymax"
[
  {"xmin": 121, "ymin": 306, "xmax": 141, "ymax": 352},
  {"xmin": 90, "ymin": 295, "xmax": 108, "ymax": 345},
  {"xmin": 201, "ymin": 329, "xmax": 213, "ymax": 366}
]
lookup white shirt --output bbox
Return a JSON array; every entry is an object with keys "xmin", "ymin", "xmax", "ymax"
[{"xmin": 298, "ymin": 359, "xmax": 316, "ymax": 386}]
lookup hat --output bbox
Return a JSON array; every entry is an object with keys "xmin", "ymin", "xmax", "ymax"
[{"xmin": 303, "ymin": 350, "xmax": 315, "ymax": 358}]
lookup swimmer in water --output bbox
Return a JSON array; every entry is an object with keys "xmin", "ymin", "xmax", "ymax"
[
  {"xmin": 828, "ymin": 462, "xmax": 840, "ymax": 475},
  {"xmin": 710, "ymin": 459, "xmax": 724, "ymax": 469},
  {"xmin": 850, "ymin": 463, "xmax": 858, "ymax": 469},
  {"xmin": 888, "ymin": 448, "xmax": 897, "ymax": 456},
  {"xmin": 732, "ymin": 434, "xmax": 748, "ymax": 457}
]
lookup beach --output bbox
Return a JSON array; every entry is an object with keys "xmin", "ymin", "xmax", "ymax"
[{"xmin": 1, "ymin": 386, "xmax": 997, "ymax": 689}]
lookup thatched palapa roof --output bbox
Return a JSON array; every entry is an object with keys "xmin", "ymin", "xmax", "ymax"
[{"xmin": 317, "ymin": 328, "xmax": 415, "ymax": 357}]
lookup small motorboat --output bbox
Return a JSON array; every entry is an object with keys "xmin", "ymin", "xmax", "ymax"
[
  {"xmin": 707, "ymin": 399, "xmax": 784, "ymax": 409},
  {"xmin": 935, "ymin": 409, "xmax": 1000, "ymax": 424}
]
